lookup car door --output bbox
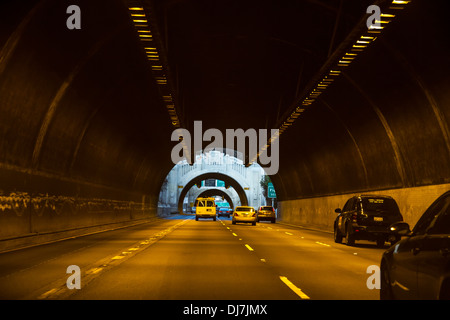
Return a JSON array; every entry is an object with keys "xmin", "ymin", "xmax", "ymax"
[
  {"xmin": 389, "ymin": 235, "xmax": 421, "ymax": 299},
  {"xmin": 388, "ymin": 197, "xmax": 447, "ymax": 299},
  {"xmin": 416, "ymin": 194, "xmax": 450, "ymax": 299},
  {"xmin": 337, "ymin": 198, "xmax": 353, "ymax": 234},
  {"xmin": 342, "ymin": 197, "xmax": 356, "ymax": 233}
]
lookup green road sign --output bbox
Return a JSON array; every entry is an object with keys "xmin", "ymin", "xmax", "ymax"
[{"xmin": 268, "ymin": 182, "xmax": 276, "ymax": 198}]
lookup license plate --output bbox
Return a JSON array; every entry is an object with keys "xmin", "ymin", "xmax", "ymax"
[{"xmin": 374, "ymin": 217, "xmax": 383, "ymax": 222}]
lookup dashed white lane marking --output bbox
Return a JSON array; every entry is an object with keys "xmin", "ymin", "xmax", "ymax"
[
  {"xmin": 35, "ymin": 218, "xmax": 192, "ymax": 300},
  {"xmin": 245, "ymin": 244, "xmax": 254, "ymax": 251},
  {"xmin": 285, "ymin": 232, "xmax": 293, "ymax": 236},
  {"xmin": 279, "ymin": 276, "xmax": 310, "ymax": 300},
  {"xmin": 315, "ymin": 241, "xmax": 331, "ymax": 247}
]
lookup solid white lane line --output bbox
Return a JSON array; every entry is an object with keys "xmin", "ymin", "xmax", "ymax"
[
  {"xmin": 38, "ymin": 288, "xmax": 58, "ymax": 300},
  {"xmin": 279, "ymin": 276, "xmax": 310, "ymax": 299},
  {"xmin": 87, "ymin": 267, "xmax": 103, "ymax": 275}
]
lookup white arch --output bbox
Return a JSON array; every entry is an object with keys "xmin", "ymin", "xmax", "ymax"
[{"xmin": 158, "ymin": 150, "xmax": 266, "ymax": 215}]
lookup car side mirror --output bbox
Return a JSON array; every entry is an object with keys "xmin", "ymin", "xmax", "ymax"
[
  {"xmin": 335, "ymin": 208, "xmax": 342, "ymax": 214},
  {"xmin": 389, "ymin": 222, "xmax": 411, "ymax": 236}
]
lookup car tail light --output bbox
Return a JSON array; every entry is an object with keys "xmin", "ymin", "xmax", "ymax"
[
  {"xmin": 252, "ymin": 213, "xmax": 256, "ymax": 217},
  {"xmin": 234, "ymin": 213, "xmax": 239, "ymax": 216}
]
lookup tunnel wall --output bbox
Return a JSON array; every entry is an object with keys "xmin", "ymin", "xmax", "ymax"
[
  {"xmin": 278, "ymin": 183, "xmax": 450, "ymax": 233},
  {"xmin": 273, "ymin": 0, "xmax": 449, "ymax": 230},
  {"xmin": 0, "ymin": 165, "xmax": 159, "ymax": 252},
  {"xmin": 0, "ymin": 0, "xmax": 175, "ymax": 252}
]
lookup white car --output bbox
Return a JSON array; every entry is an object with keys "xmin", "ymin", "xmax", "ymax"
[{"xmin": 232, "ymin": 206, "xmax": 257, "ymax": 225}]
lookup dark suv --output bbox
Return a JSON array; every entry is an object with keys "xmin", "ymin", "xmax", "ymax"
[{"xmin": 334, "ymin": 195, "xmax": 403, "ymax": 247}]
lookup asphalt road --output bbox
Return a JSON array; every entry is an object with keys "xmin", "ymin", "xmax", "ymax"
[{"xmin": 0, "ymin": 215, "xmax": 386, "ymax": 300}]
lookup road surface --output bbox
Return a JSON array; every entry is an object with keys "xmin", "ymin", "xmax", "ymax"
[{"xmin": 0, "ymin": 215, "xmax": 384, "ymax": 300}]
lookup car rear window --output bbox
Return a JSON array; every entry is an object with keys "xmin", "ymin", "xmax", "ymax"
[
  {"xmin": 197, "ymin": 200, "xmax": 215, "ymax": 207},
  {"xmin": 236, "ymin": 207, "xmax": 254, "ymax": 212},
  {"xmin": 361, "ymin": 198, "xmax": 400, "ymax": 215},
  {"xmin": 261, "ymin": 206, "xmax": 273, "ymax": 210}
]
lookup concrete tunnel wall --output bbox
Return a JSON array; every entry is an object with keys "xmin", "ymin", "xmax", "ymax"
[
  {"xmin": 273, "ymin": 0, "xmax": 450, "ymax": 231},
  {"xmin": 0, "ymin": 0, "xmax": 177, "ymax": 250},
  {"xmin": 0, "ymin": 0, "xmax": 448, "ymax": 251}
]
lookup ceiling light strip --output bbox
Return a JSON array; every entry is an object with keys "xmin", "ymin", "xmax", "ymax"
[
  {"xmin": 126, "ymin": 1, "xmax": 182, "ymax": 129},
  {"xmin": 275, "ymin": 0, "xmax": 412, "ymax": 137}
]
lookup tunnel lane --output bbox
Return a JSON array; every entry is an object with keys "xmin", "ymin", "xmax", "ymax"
[{"xmin": 0, "ymin": 215, "xmax": 384, "ymax": 300}]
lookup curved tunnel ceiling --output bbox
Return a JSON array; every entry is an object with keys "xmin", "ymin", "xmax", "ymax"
[{"xmin": 0, "ymin": 0, "xmax": 448, "ymax": 210}]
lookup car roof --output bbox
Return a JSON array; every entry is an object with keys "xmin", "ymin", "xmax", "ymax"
[{"xmin": 356, "ymin": 194, "xmax": 394, "ymax": 199}]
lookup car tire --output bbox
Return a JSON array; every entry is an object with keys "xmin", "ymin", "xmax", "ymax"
[
  {"xmin": 439, "ymin": 278, "xmax": 450, "ymax": 300},
  {"xmin": 195, "ymin": 216, "xmax": 198, "ymax": 221},
  {"xmin": 252, "ymin": 222, "xmax": 256, "ymax": 226},
  {"xmin": 232, "ymin": 221, "xmax": 236, "ymax": 225},
  {"xmin": 380, "ymin": 260, "xmax": 394, "ymax": 300},
  {"xmin": 334, "ymin": 225, "xmax": 343, "ymax": 243},
  {"xmin": 346, "ymin": 225, "xmax": 355, "ymax": 246},
  {"xmin": 271, "ymin": 218, "xmax": 276, "ymax": 223}
]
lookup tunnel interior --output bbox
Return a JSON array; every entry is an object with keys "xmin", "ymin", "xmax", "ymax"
[{"xmin": 0, "ymin": 0, "xmax": 449, "ymax": 249}]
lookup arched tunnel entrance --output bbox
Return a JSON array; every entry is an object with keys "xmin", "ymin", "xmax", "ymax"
[{"xmin": 177, "ymin": 173, "xmax": 249, "ymax": 214}]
